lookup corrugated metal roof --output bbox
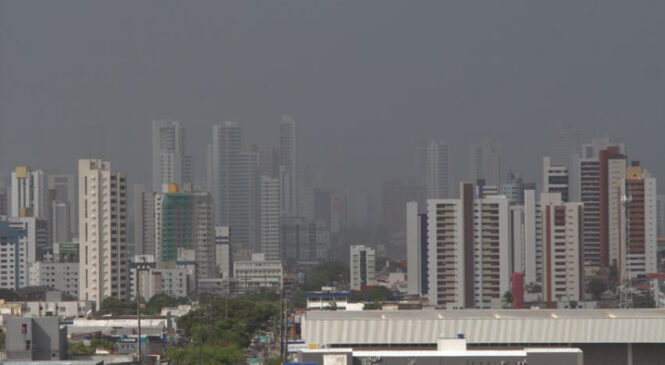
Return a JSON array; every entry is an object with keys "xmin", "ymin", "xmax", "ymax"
[{"xmin": 302, "ymin": 309, "xmax": 665, "ymax": 345}]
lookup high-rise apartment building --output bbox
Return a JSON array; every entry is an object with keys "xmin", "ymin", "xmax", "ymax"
[
  {"xmin": 500, "ymin": 173, "xmax": 534, "ymax": 205},
  {"xmin": 153, "ymin": 186, "xmax": 216, "ymax": 279},
  {"xmin": 468, "ymin": 139, "xmax": 503, "ymax": 186},
  {"xmin": 259, "ymin": 175, "xmax": 280, "ymax": 260},
  {"xmin": 607, "ymin": 153, "xmax": 627, "ymax": 267},
  {"xmin": 0, "ymin": 187, "xmax": 8, "ymax": 216},
  {"xmin": 279, "ymin": 115, "xmax": 298, "ymax": 217},
  {"xmin": 381, "ymin": 180, "xmax": 426, "ymax": 234},
  {"xmin": 7, "ymin": 217, "xmax": 49, "ymax": 269},
  {"xmin": 576, "ymin": 139, "xmax": 625, "ymax": 271},
  {"xmin": 618, "ymin": 163, "xmax": 657, "ymax": 278},
  {"xmin": 47, "ymin": 174, "xmax": 77, "ymax": 239},
  {"xmin": 152, "ymin": 120, "xmax": 189, "ymax": 190},
  {"xmin": 542, "ymin": 156, "xmax": 568, "ymax": 202},
  {"xmin": 350, "ymin": 245, "xmax": 376, "ymax": 290},
  {"xmin": 11, "ymin": 166, "xmax": 46, "ymax": 218},
  {"xmin": 50, "ymin": 201, "xmax": 71, "ymax": 243},
  {"xmin": 211, "ymin": 121, "xmax": 258, "ymax": 251},
  {"xmin": 78, "ymin": 159, "xmax": 129, "ymax": 306},
  {"xmin": 0, "ymin": 221, "xmax": 29, "ymax": 290},
  {"xmin": 548, "ymin": 122, "xmax": 580, "ymax": 166},
  {"xmin": 406, "ymin": 201, "xmax": 428, "ymax": 296},
  {"xmin": 540, "ymin": 193, "xmax": 583, "ymax": 302},
  {"xmin": 424, "ymin": 140, "xmax": 449, "ymax": 199},
  {"xmin": 427, "ymin": 183, "xmax": 510, "ymax": 309},
  {"xmin": 657, "ymin": 195, "xmax": 665, "ymax": 238},
  {"xmin": 523, "ymin": 189, "xmax": 542, "ymax": 285},
  {"xmin": 280, "ymin": 217, "xmax": 330, "ymax": 265},
  {"xmin": 215, "ymin": 226, "xmax": 231, "ymax": 279},
  {"xmin": 133, "ymin": 184, "xmax": 155, "ymax": 256}
]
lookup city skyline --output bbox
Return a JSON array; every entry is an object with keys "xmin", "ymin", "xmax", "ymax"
[{"xmin": 1, "ymin": 1, "xmax": 664, "ymax": 193}]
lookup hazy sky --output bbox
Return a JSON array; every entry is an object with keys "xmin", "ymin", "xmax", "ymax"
[{"xmin": 1, "ymin": 1, "xmax": 664, "ymax": 193}]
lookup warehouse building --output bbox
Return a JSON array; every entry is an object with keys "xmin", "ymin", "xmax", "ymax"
[{"xmin": 301, "ymin": 309, "xmax": 665, "ymax": 365}]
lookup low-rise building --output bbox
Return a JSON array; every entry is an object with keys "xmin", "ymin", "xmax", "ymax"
[
  {"xmin": 298, "ymin": 337, "xmax": 582, "ymax": 365},
  {"xmin": 233, "ymin": 253, "xmax": 282, "ymax": 293},
  {"xmin": 4, "ymin": 317, "xmax": 67, "ymax": 361},
  {"xmin": 305, "ymin": 288, "xmax": 350, "ymax": 310}
]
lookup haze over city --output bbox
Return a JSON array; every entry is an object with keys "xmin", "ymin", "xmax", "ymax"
[
  {"xmin": 1, "ymin": 2, "xmax": 665, "ymax": 365},
  {"xmin": 1, "ymin": 1, "xmax": 664, "ymax": 192}
]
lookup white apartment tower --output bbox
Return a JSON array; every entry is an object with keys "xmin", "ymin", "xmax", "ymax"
[
  {"xmin": 350, "ymin": 245, "xmax": 376, "ymax": 290},
  {"xmin": 425, "ymin": 140, "xmax": 449, "ymax": 199},
  {"xmin": 468, "ymin": 139, "xmax": 503, "ymax": 186},
  {"xmin": 279, "ymin": 115, "xmax": 298, "ymax": 216},
  {"xmin": 406, "ymin": 201, "xmax": 422, "ymax": 296},
  {"xmin": 78, "ymin": 159, "xmax": 129, "ymax": 307},
  {"xmin": 259, "ymin": 175, "xmax": 280, "ymax": 260},
  {"xmin": 152, "ymin": 120, "xmax": 189, "ymax": 190},
  {"xmin": 427, "ymin": 183, "xmax": 510, "ymax": 309},
  {"xmin": 540, "ymin": 193, "xmax": 583, "ymax": 302},
  {"xmin": 11, "ymin": 166, "xmax": 46, "ymax": 218}
]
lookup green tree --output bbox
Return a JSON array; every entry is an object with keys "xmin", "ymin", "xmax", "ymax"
[
  {"xmin": 503, "ymin": 291, "xmax": 514, "ymax": 307},
  {"xmin": 303, "ymin": 261, "xmax": 349, "ymax": 291},
  {"xmin": 586, "ymin": 278, "xmax": 607, "ymax": 300},
  {"xmin": 98, "ymin": 297, "xmax": 136, "ymax": 315},
  {"xmin": 144, "ymin": 293, "xmax": 188, "ymax": 314},
  {"xmin": 349, "ymin": 286, "xmax": 393, "ymax": 303}
]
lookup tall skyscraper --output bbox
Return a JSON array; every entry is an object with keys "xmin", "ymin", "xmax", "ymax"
[
  {"xmin": 279, "ymin": 115, "xmax": 298, "ymax": 217},
  {"xmin": 212, "ymin": 121, "xmax": 241, "ymax": 227},
  {"xmin": 542, "ymin": 157, "xmax": 568, "ymax": 202},
  {"xmin": 406, "ymin": 201, "xmax": 428, "ymax": 296},
  {"xmin": 133, "ymin": 184, "xmax": 155, "ymax": 256},
  {"xmin": 618, "ymin": 163, "xmax": 658, "ymax": 278},
  {"xmin": 657, "ymin": 195, "xmax": 665, "ymax": 238},
  {"xmin": 575, "ymin": 139, "xmax": 625, "ymax": 271},
  {"xmin": 78, "ymin": 159, "xmax": 129, "ymax": 306},
  {"xmin": 424, "ymin": 140, "xmax": 449, "ymax": 199},
  {"xmin": 468, "ymin": 139, "xmax": 503, "ymax": 186},
  {"xmin": 523, "ymin": 189, "xmax": 542, "ymax": 285},
  {"xmin": 548, "ymin": 122, "xmax": 580, "ymax": 166},
  {"xmin": 152, "ymin": 120, "xmax": 189, "ymax": 190},
  {"xmin": 153, "ymin": 185, "xmax": 216, "ymax": 279},
  {"xmin": 350, "ymin": 245, "xmax": 376, "ymax": 290},
  {"xmin": 258, "ymin": 175, "xmax": 280, "ymax": 260},
  {"xmin": 280, "ymin": 217, "xmax": 330, "ymax": 264},
  {"xmin": 11, "ymin": 166, "xmax": 46, "ymax": 218},
  {"xmin": 540, "ymin": 193, "xmax": 583, "ymax": 302},
  {"xmin": 381, "ymin": 180, "xmax": 426, "ymax": 234},
  {"xmin": 0, "ymin": 186, "xmax": 7, "ymax": 216},
  {"xmin": 51, "ymin": 201, "xmax": 71, "ymax": 243},
  {"xmin": 47, "ymin": 174, "xmax": 77, "ymax": 239},
  {"xmin": 427, "ymin": 183, "xmax": 510, "ymax": 309}
]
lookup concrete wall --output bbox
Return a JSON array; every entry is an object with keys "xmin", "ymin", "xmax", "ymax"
[{"xmin": 4, "ymin": 317, "xmax": 66, "ymax": 361}]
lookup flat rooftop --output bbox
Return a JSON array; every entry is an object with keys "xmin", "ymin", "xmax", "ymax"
[{"xmin": 302, "ymin": 309, "xmax": 665, "ymax": 345}]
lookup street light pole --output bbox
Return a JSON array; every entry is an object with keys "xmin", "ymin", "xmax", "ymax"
[
  {"xmin": 132, "ymin": 259, "xmax": 155, "ymax": 365},
  {"xmin": 136, "ymin": 266, "xmax": 142, "ymax": 365}
]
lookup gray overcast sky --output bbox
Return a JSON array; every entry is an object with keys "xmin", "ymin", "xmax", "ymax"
[{"xmin": 1, "ymin": 1, "xmax": 664, "ymax": 193}]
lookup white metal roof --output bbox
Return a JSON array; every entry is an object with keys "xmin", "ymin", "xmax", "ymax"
[{"xmin": 302, "ymin": 309, "xmax": 665, "ymax": 345}]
